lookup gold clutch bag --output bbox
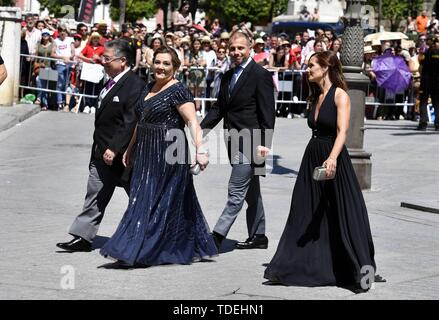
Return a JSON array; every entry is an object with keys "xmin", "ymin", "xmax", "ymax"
[{"xmin": 312, "ymin": 165, "xmax": 335, "ymax": 181}]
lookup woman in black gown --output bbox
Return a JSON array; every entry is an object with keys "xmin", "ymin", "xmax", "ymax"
[
  {"xmin": 100, "ymin": 46, "xmax": 218, "ymax": 266},
  {"xmin": 264, "ymin": 51, "xmax": 379, "ymax": 292}
]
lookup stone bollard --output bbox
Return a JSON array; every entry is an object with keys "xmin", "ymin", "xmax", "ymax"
[
  {"xmin": 0, "ymin": 7, "xmax": 22, "ymax": 106},
  {"xmin": 340, "ymin": 0, "xmax": 372, "ymax": 190}
]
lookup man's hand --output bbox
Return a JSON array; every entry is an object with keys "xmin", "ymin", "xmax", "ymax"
[
  {"xmin": 103, "ymin": 149, "xmax": 116, "ymax": 166},
  {"xmin": 256, "ymin": 146, "xmax": 270, "ymax": 159}
]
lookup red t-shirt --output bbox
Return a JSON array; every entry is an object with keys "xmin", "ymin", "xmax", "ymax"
[
  {"xmin": 81, "ymin": 44, "xmax": 105, "ymax": 63},
  {"xmin": 289, "ymin": 45, "xmax": 302, "ymax": 64},
  {"xmin": 416, "ymin": 15, "xmax": 429, "ymax": 33}
]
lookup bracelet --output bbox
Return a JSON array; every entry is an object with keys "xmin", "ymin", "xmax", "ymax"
[{"xmin": 196, "ymin": 147, "xmax": 209, "ymax": 155}]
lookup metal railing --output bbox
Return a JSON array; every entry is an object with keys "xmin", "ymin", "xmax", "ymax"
[
  {"xmin": 19, "ymin": 53, "xmax": 102, "ymax": 111},
  {"xmin": 20, "ymin": 54, "xmax": 418, "ymax": 119}
]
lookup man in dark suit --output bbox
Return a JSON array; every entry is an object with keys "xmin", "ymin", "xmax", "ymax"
[
  {"xmin": 57, "ymin": 40, "xmax": 145, "ymax": 252},
  {"xmin": 201, "ymin": 31, "xmax": 276, "ymax": 250}
]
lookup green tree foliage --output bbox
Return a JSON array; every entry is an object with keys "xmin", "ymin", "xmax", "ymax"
[
  {"xmin": 0, "ymin": 0, "xmax": 16, "ymax": 6},
  {"xmin": 38, "ymin": 0, "xmax": 81, "ymax": 19},
  {"xmin": 367, "ymin": 0, "xmax": 423, "ymax": 31},
  {"xmin": 204, "ymin": 0, "xmax": 289, "ymax": 27},
  {"xmin": 110, "ymin": 0, "xmax": 157, "ymax": 23}
]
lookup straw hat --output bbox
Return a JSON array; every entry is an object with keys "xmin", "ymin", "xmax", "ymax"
[
  {"xmin": 401, "ymin": 39, "xmax": 416, "ymax": 50},
  {"xmin": 180, "ymin": 36, "xmax": 191, "ymax": 44},
  {"xmin": 254, "ymin": 38, "xmax": 265, "ymax": 45},
  {"xmin": 220, "ymin": 31, "xmax": 230, "ymax": 40},
  {"xmin": 364, "ymin": 45, "xmax": 376, "ymax": 54},
  {"xmin": 371, "ymin": 39, "xmax": 381, "ymax": 47},
  {"xmin": 201, "ymin": 35, "xmax": 212, "ymax": 44}
]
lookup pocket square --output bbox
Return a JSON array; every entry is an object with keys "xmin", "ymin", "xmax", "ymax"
[{"xmin": 113, "ymin": 96, "xmax": 120, "ymax": 102}]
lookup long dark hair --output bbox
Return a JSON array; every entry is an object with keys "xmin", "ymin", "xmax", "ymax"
[
  {"xmin": 307, "ymin": 50, "xmax": 347, "ymax": 105},
  {"xmin": 179, "ymin": 1, "xmax": 190, "ymax": 13}
]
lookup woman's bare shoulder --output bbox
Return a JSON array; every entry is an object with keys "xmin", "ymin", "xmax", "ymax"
[{"xmin": 334, "ymin": 87, "xmax": 350, "ymax": 106}]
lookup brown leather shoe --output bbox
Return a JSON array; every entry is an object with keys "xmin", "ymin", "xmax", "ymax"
[{"xmin": 235, "ymin": 234, "xmax": 268, "ymax": 249}]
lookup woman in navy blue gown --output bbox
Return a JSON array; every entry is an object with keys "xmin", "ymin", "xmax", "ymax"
[
  {"xmin": 100, "ymin": 46, "xmax": 217, "ymax": 266},
  {"xmin": 264, "ymin": 51, "xmax": 380, "ymax": 292}
]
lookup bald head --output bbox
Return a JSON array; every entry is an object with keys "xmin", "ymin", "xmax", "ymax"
[{"xmin": 229, "ymin": 31, "xmax": 252, "ymax": 47}]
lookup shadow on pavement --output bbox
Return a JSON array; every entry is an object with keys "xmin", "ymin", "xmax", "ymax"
[{"xmin": 270, "ymin": 155, "xmax": 298, "ymax": 176}]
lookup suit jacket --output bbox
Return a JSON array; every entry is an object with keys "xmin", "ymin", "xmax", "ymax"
[
  {"xmin": 201, "ymin": 59, "xmax": 276, "ymax": 169},
  {"xmin": 91, "ymin": 70, "xmax": 145, "ymax": 181}
]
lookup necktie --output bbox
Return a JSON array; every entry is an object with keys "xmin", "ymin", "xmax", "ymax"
[
  {"xmin": 105, "ymin": 79, "xmax": 116, "ymax": 91},
  {"xmin": 229, "ymin": 65, "xmax": 242, "ymax": 93}
]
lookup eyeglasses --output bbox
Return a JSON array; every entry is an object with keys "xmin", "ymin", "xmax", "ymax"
[{"xmin": 101, "ymin": 55, "xmax": 123, "ymax": 63}]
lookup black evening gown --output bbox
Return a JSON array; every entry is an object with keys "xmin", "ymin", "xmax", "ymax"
[
  {"xmin": 100, "ymin": 82, "xmax": 218, "ymax": 266},
  {"xmin": 264, "ymin": 84, "xmax": 376, "ymax": 287}
]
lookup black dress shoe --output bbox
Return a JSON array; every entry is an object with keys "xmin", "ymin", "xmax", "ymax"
[
  {"xmin": 56, "ymin": 237, "xmax": 92, "ymax": 252},
  {"xmin": 211, "ymin": 231, "xmax": 224, "ymax": 250},
  {"xmin": 235, "ymin": 234, "xmax": 268, "ymax": 249},
  {"xmin": 416, "ymin": 124, "xmax": 428, "ymax": 131}
]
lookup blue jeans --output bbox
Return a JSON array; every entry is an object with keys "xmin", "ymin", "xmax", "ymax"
[
  {"xmin": 36, "ymin": 76, "xmax": 49, "ymax": 106},
  {"xmin": 56, "ymin": 64, "xmax": 70, "ymax": 104}
]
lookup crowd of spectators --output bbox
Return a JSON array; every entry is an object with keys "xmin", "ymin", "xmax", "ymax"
[{"xmin": 19, "ymin": 5, "xmax": 439, "ymax": 123}]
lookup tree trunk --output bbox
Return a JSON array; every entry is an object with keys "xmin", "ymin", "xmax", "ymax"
[
  {"xmin": 190, "ymin": 0, "xmax": 198, "ymax": 22},
  {"xmin": 162, "ymin": 4, "xmax": 168, "ymax": 30},
  {"xmin": 119, "ymin": 0, "xmax": 126, "ymax": 26}
]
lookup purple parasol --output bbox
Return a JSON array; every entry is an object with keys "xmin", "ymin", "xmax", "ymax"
[{"xmin": 371, "ymin": 51, "xmax": 412, "ymax": 93}]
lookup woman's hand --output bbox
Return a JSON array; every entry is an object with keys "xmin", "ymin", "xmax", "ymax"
[
  {"xmin": 195, "ymin": 149, "xmax": 209, "ymax": 171},
  {"xmin": 323, "ymin": 157, "xmax": 337, "ymax": 178}
]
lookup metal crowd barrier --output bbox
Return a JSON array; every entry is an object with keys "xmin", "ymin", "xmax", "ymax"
[
  {"xmin": 20, "ymin": 54, "xmax": 101, "ymax": 111},
  {"xmin": 364, "ymin": 80, "xmax": 416, "ymax": 119},
  {"xmin": 20, "ymin": 54, "xmax": 416, "ymax": 119}
]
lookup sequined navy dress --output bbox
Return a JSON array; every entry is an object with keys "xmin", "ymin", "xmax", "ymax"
[{"xmin": 100, "ymin": 81, "xmax": 218, "ymax": 266}]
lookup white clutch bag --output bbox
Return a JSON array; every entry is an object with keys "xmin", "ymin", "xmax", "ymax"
[{"xmin": 312, "ymin": 165, "xmax": 335, "ymax": 181}]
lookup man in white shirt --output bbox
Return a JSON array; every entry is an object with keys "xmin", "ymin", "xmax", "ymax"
[
  {"xmin": 427, "ymin": 12, "xmax": 439, "ymax": 33},
  {"xmin": 51, "ymin": 25, "xmax": 75, "ymax": 110},
  {"xmin": 24, "ymin": 13, "xmax": 41, "ymax": 55},
  {"xmin": 200, "ymin": 36, "xmax": 217, "ymax": 98}
]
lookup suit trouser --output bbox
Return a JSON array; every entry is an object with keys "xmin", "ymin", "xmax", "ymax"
[
  {"xmin": 69, "ymin": 159, "xmax": 130, "ymax": 242},
  {"xmin": 213, "ymin": 155, "xmax": 266, "ymax": 238}
]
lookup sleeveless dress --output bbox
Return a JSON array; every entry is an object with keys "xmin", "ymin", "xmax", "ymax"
[
  {"xmin": 264, "ymin": 84, "xmax": 376, "ymax": 287},
  {"xmin": 100, "ymin": 81, "xmax": 218, "ymax": 266}
]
